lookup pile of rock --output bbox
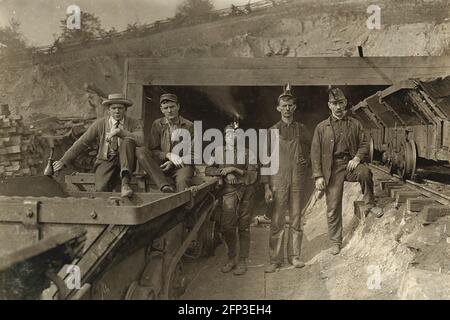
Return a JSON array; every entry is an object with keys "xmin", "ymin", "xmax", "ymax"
[{"xmin": 0, "ymin": 104, "xmax": 42, "ymax": 178}]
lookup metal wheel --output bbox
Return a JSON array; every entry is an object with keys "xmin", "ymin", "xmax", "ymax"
[
  {"xmin": 400, "ymin": 139, "xmax": 417, "ymax": 180},
  {"xmin": 202, "ymin": 220, "xmax": 219, "ymax": 257},
  {"xmin": 368, "ymin": 138, "xmax": 374, "ymax": 163}
]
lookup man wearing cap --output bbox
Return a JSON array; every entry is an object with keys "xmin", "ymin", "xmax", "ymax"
[
  {"xmin": 311, "ymin": 87, "xmax": 380, "ymax": 256},
  {"xmin": 149, "ymin": 93, "xmax": 194, "ymax": 192},
  {"xmin": 205, "ymin": 124, "xmax": 258, "ymax": 276},
  {"xmin": 53, "ymin": 93, "xmax": 174, "ymax": 197},
  {"xmin": 263, "ymin": 85, "xmax": 312, "ymax": 273}
]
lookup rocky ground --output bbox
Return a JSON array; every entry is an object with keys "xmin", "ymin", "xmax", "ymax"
[{"xmin": 180, "ymin": 168, "xmax": 450, "ymax": 299}]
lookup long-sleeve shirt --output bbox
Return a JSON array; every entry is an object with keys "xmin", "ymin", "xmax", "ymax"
[
  {"xmin": 206, "ymin": 145, "xmax": 258, "ymax": 194},
  {"xmin": 60, "ymin": 116, "xmax": 144, "ymax": 165},
  {"xmin": 330, "ymin": 116, "xmax": 351, "ymax": 157},
  {"xmin": 149, "ymin": 116, "xmax": 194, "ymax": 163}
]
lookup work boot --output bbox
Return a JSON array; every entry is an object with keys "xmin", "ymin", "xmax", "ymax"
[
  {"xmin": 264, "ymin": 262, "xmax": 281, "ymax": 273},
  {"xmin": 330, "ymin": 244, "xmax": 341, "ymax": 255},
  {"xmin": 161, "ymin": 185, "xmax": 175, "ymax": 193},
  {"xmin": 121, "ymin": 183, "xmax": 133, "ymax": 198},
  {"xmin": 233, "ymin": 259, "xmax": 247, "ymax": 276},
  {"xmin": 221, "ymin": 260, "xmax": 236, "ymax": 273},
  {"xmin": 291, "ymin": 257, "xmax": 305, "ymax": 269}
]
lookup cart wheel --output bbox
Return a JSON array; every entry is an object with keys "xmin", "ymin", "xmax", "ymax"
[
  {"xmin": 400, "ymin": 139, "xmax": 417, "ymax": 180},
  {"xmin": 202, "ymin": 220, "xmax": 219, "ymax": 257},
  {"xmin": 368, "ymin": 138, "xmax": 374, "ymax": 163}
]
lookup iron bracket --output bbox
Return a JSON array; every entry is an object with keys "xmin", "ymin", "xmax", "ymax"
[{"xmin": 22, "ymin": 200, "xmax": 40, "ymax": 229}]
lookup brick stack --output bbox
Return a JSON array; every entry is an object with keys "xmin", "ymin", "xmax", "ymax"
[{"xmin": 0, "ymin": 104, "xmax": 42, "ymax": 178}]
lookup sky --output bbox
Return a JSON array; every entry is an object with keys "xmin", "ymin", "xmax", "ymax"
[{"xmin": 0, "ymin": 0, "xmax": 250, "ymax": 46}]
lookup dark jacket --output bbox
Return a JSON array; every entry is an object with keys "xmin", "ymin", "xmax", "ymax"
[
  {"xmin": 149, "ymin": 116, "xmax": 194, "ymax": 162},
  {"xmin": 60, "ymin": 116, "xmax": 144, "ymax": 165},
  {"xmin": 311, "ymin": 116, "xmax": 369, "ymax": 184}
]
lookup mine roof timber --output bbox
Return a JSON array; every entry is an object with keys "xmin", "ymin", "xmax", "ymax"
[{"xmin": 125, "ymin": 57, "xmax": 450, "ymax": 86}]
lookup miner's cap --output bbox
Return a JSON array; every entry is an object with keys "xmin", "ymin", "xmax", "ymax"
[
  {"xmin": 277, "ymin": 92, "xmax": 296, "ymax": 104},
  {"xmin": 160, "ymin": 93, "xmax": 179, "ymax": 104},
  {"xmin": 328, "ymin": 87, "xmax": 346, "ymax": 103},
  {"xmin": 102, "ymin": 93, "xmax": 133, "ymax": 107}
]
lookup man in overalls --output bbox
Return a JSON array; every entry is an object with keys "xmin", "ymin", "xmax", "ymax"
[
  {"xmin": 206, "ymin": 124, "xmax": 258, "ymax": 276},
  {"xmin": 311, "ymin": 87, "xmax": 381, "ymax": 256},
  {"xmin": 263, "ymin": 85, "xmax": 312, "ymax": 273}
]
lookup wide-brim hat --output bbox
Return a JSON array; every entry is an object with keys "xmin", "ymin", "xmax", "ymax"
[
  {"xmin": 102, "ymin": 93, "xmax": 133, "ymax": 107},
  {"xmin": 160, "ymin": 93, "xmax": 179, "ymax": 104}
]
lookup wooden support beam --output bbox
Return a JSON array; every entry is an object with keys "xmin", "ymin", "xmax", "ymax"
[
  {"xmin": 389, "ymin": 186, "xmax": 411, "ymax": 198},
  {"xmin": 380, "ymin": 180, "xmax": 404, "ymax": 191},
  {"xmin": 407, "ymin": 198, "xmax": 439, "ymax": 213},
  {"xmin": 394, "ymin": 191, "xmax": 422, "ymax": 209},
  {"xmin": 422, "ymin": 206, "xmax": 450, "ymax": 224}
]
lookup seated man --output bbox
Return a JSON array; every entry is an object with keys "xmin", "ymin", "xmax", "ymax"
[
  {"xmin": 205, "ymin": 125, "xmax": 258, "ymax": 276},
  {"xmin": 53, "ymin": 93, "xmax": 173, "ymax": 197},
  {"xmin": 149, "ymin": 93, "xmax": 195, "ymax": 192}
]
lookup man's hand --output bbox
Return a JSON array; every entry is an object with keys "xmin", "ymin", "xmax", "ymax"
[
  {"xmin": 225, "ymin": 173, "xmax": 238, "ymax": 185},
  {"xmin": 315, "ymin": 177, "xmax": 326, "ymax": 191},
  {"xmin": 166, "ymin": 153, "xmax": 184, "ymax": 168},
  {"xmin": 220, "ymin": 167, "xmax": 236, "ymax": 176},
  {"xmin": 160, "ymin": 161, "xmax": 174, "ymax": 172},
  {"xmin": 52, "ymin": 160, "xmax": 65, "ymax": 172},
  {"xmin": 106, "ymin": 128, "xmax": 121, "ymax": 142},
  {"xmin": 264, "ymin": 185, "xmax": 274, "ymax": 203},
  {"xmin": 347, "ymin": 156, "xmax": 361, "ymax": 172}
]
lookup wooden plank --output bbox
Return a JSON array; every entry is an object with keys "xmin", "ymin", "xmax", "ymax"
[
  {"xmin": 127, "ymin": 56, "xmax": 450, "ymax": 71},
  {"xmin": 127, "ymin": 68, "xmax": 447, "ymax": 86},
  {"xmin": 126, "ymin": 57, "xmax": 450, "ymax": 86}
]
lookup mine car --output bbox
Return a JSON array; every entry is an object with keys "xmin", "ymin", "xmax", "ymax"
[
  {"xmin": 351, "ymin": 75, "xmax": 450, "ymax": 179},
  {"xmin": 0, "ymin": 172, "xmax": 220, "ymax": 300}
]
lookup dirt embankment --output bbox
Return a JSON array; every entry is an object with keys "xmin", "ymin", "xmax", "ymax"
[{"xmin": 0, "ymin": 0, "xmax": 449, "ymax": 120}]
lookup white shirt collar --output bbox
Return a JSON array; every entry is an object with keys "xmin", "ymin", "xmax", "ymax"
[{"xmin": 109, "ymin": 116, "xmax": 124, "ymax": 126}]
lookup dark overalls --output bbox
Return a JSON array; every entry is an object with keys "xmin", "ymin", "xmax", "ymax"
[
  {"xmin": 210, "ymin": 147, "xmax": 258, "ymax": 261},
  {"xmin": 269, "ymin": 121, "xmax": 309, "ymax": 264}
]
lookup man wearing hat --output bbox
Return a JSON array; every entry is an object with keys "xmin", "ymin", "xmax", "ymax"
[
  {"xmin": 149, "ymin": 93, "xmax": 194, "ymax": 191},
  {"xmin": 263, "ymin": 84, "xmax": 312, "ymax": 273},
  {"xmin": 311, "ymin": 87, "xmax": 380, "ymax": 256},
  {"xmin": 53, "ymin": 93, "xmax": 174, "ymax": 197}
]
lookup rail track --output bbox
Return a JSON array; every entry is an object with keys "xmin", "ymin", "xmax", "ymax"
[{"xmin": 366, "ymin": 163, "xmax": 450, "ymax": 224}]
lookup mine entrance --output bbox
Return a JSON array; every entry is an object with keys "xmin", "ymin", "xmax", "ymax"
[
  {"xmin": 143, "ymin": 85, "xmax": 387, "ymax": 142},
  {"xmin": 142, "ymin": 85, "xmax": 388, "ymax": 216}
]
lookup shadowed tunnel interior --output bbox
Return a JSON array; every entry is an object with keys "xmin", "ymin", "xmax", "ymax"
[{"xmin": 145, "ymin": 85, "xmax": 388, "ymax": 136}]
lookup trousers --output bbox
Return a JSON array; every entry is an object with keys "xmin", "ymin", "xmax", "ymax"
[
  {"xmin": 94, "ymin": 138, "xmax": 136, "ymax": 192},
  {"xmin": 220, "ymin": 186, "xmax": 255, "ymax": 260},
  {"xmin": 325, "ymin": 159, "xmax": 375, "ymax": 246}
]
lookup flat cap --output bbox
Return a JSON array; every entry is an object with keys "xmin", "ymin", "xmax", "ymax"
[{"xmin": 160, "ymin": 93, "xmax": 179, "ymax": 103}]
